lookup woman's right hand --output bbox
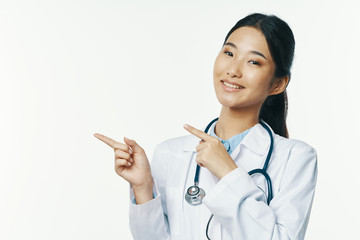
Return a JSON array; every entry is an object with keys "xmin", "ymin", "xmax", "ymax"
[{"xmin": 93, "ymin": 133, "xmax": 154, "ymax": 203}]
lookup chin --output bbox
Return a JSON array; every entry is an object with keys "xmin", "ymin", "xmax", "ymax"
[{"xmin": 216, "ymin": 95, "xmax": 242, "ymax": 109}]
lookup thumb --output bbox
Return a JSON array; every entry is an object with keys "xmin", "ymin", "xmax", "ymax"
[{"xmin": 124, "ymin": 137, "xmax": 144, "ymax": 153}]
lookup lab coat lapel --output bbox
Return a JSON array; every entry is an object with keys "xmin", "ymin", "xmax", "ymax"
[{"xmin": 235, "ymin": 121, "xmax": 272, "ymax": 156}]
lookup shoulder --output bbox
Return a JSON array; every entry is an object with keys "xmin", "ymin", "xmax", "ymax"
[
  {"xmin": 274, "ymin": 134, "xmax": 316, "ymax": 154},
  {"xmin": 274, "ymin": 134, "xmax": 317, "ymax": 172}
]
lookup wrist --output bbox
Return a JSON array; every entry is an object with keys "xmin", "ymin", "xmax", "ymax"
[
  {"xmin": 132, "ymin": 177, "xmax": 154, "ymax": 204},
  {"xmin": 218, "ymin": 164, "xmax": 237, "ymax": 179}
]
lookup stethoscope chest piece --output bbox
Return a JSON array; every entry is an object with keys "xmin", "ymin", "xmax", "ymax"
[{"xmin": 185, "ymin": 185, "xmax": 206, "ymax": 205}]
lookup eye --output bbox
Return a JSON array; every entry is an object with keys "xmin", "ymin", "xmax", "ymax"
[
  {"xmin": 249, "ymin": 60, "xmax": 260, "ymax": 66},
  {"xmin": 224, "ymin": 51, "xmax": 233, "ymax": 57}
]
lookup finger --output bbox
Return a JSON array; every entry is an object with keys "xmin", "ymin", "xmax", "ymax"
[
  {"xmin": 183, "ymin": 124, "xmax": 212, "ymax": 141},
  {"xmin": 94, "ymin": 133, "xmax": 117, "ymax": 148},
  {"xmin": 195, "ymin": 156, "xmax": 205, "ymax": 167},
  {"xmin": 115, "ymin": 158, "xmax": 132, "ymax": 167},
  {"xmin": 115, "ymin": 150, "xmax": 132, "ymax": 161},
  {"xmin": 123, "ymin": 137, "xmax": 144, "ymax": 153},
  {"xmin": 195, "ymin": 143, "xmax": 206, "ymax": 152},
  {"xmin": 113, "ymin": 141, "xmax": 130, "ymax": 152}
]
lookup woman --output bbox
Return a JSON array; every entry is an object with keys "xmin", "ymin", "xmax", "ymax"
[{"xmin": 94, "ymin": 13, "xmax": 318, "ymax": 240}]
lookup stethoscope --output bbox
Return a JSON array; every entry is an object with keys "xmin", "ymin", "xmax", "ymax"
[{"xmin": 184, "ymin": 117, "xmax": 274, "ymax": 240}]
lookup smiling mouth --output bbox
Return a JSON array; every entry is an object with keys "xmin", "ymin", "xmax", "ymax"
[{"xmin": 221, "ymin": 80, "xmax": 245, "ymax": 89}]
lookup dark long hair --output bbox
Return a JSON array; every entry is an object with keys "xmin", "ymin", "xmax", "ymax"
[{"xmin": 224, "ymin": 13, "xmax": 295, "ymax": 138}]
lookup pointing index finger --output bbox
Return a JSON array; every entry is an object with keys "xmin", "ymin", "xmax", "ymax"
[
  {"xmin": 94, "ymin": 133, "xmax": 117, "ymax": 149},
  {"xmin": 183, "ymin": 124, "xmax": 212, "ymax": 141}
]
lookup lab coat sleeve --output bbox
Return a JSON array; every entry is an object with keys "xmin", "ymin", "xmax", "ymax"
[
  {"xmin": 202, "ymin": 141, "xmax": 318, "ymax": 240},
  {"xmin": 128, "ymin": 144, "xmax": 171, "ymax": 240}
]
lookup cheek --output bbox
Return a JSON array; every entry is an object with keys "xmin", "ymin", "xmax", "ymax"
[
  {"xmin": 213, "ymin": 55, "xmax": 225, "ymax": 78},
  {"xmin": 248, "ymin": 70, "xmax": 273, "ymax": 90}
]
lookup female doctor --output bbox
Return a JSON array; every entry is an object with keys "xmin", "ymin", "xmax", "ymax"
[{"xmin": 94, "ymin": 13, "xmax": 318, "ymax": 240}]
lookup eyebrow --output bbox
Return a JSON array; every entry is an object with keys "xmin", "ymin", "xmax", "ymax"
[{"xmin": 224, "ymin": 42, "xmax": 267, "ymax": 60}]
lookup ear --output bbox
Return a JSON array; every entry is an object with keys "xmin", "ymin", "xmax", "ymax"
[{"xmin": 269, "ymin": 75, "xmax": 289, "ymax": 96}]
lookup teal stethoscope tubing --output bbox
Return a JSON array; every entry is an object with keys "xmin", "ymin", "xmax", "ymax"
[{"xmin": 197, "ymin": 118, "xmax": 274, "ymax": 240}]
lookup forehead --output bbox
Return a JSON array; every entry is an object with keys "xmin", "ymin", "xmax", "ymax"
[{"xmin": 225, "ymin": 27, "xmax": 272, "ymax": 59}]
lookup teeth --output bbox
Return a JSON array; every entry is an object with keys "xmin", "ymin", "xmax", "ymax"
[{"xmin": 223, "ymin": 81, "xmax": 243, "ymax": 89}]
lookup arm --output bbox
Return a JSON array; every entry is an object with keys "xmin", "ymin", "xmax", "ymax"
[
  {"xmin": 93, "ymin": 133, "xmax": 170, "ymax": 239},
  {"xmin": 129, "ymin": 144, "xmax": 171, "ymax": 240},
  {"xmin": 203, "ymin": 142, "xmax": 318, "ymax": 239}
]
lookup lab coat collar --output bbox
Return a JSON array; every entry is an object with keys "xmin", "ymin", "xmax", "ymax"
[{"xmin": 183, "ymin": 120, "xmax": 273, "ymax": 156}]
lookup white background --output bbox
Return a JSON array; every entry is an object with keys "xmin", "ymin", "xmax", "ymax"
[{"xmin": 1, "ymin": 0, "xmax": 359, "ymax": 239}]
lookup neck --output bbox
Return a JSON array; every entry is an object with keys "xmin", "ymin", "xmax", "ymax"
[{"xmin": 215, "ymin": 106, "xmax": 260, "ymax": 140}]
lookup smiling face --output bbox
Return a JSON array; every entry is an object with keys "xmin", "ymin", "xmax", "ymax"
[{"xmin": 213, "ymin": 26, "xmax": 280, "ymax": 113}]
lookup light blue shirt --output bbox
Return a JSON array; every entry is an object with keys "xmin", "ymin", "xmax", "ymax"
[{"xmin": 209, "ymin": 122, "xmax": 253, "ymax": 155}]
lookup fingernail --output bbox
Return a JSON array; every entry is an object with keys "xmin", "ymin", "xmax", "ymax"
[
  {"xmin": 130, "ymin": 157, "xmax": 134, "ymax": 163},
  {"xmin": 129, "ymin": 149, "xmax": 133, "ymax": 155},
  {"xmin": 128, "ymin": 162, "xmax": 132, "ymax": 166},
  {"xmin": 124, "ymin": 137, "xmax": 133, "ymax": 141},
  {"xmin": 184, "ymin": 124, "xmax": 189, "ymax": 128}
]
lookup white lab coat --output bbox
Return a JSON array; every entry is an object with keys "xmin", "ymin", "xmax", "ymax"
[{"xmin": 128, "ymin": 121, "xmax": 318, "ymax": 240}]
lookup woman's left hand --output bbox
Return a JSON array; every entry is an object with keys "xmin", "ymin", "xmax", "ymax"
[{"xmin": 184, "ymin": 124, "xmax": 238, "ymax": 179}]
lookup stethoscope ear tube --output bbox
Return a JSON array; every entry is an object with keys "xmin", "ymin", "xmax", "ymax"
[
  {"xmin": 186, "ymin": 118, "xmax": 274, "ymax": 205},
  {"xmin": 248, "ymin": 168, "xmax": 273, "ymax": 204}
]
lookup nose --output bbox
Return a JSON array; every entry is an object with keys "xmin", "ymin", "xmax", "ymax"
[{"xmin": 227, "ymin": 62, "xmax": 242, "ymax": 78}]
